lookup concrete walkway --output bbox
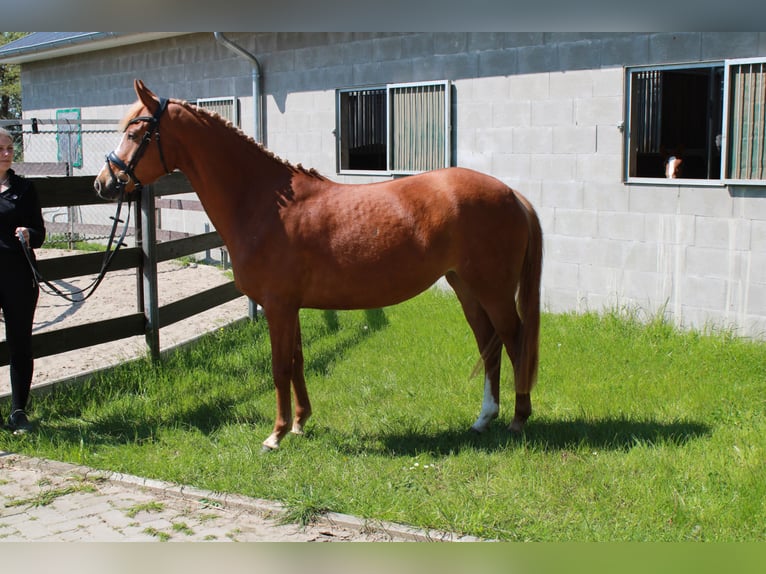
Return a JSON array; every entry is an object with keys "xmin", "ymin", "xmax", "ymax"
[{"xmin": 0, "ymin": 452, "xmax": 477, "ymax": 542}]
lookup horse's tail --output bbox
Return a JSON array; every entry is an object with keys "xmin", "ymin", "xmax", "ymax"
[{"xmin": 515, "ymin": 192, "xmax": 543, "ymax": 394}]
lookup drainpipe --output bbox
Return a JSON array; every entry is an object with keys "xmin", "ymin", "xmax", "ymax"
[
  {"xmin": 213, "ymin": 32, "xmax": 263, "ymax": 144},
  {"xmin": 213, "ymin": 33, "xmax": 263, "ymax": 320}
]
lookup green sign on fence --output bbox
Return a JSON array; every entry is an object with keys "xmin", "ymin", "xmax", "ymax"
[{"xmin": 56, "ymin": 108, "xmax": 83, "ymax": 169}]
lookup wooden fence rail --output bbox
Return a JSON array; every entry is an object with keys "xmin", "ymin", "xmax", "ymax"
[{"xmin": 0, "ymin": 172, "xmax": 247, "ymax": 369}]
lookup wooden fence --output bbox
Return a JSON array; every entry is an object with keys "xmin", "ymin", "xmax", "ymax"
[{"xmin": 0, "ymin": 172, "xmax": 248, "ymax": 369}]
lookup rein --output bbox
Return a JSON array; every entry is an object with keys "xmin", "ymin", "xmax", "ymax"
[{"xmin": 19, "ymin": 190, "xmax": 133, "ymax": 303}]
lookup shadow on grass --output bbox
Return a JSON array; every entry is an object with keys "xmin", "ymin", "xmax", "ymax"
[
  {"xmin": 372, "ymin": 416, "xmax": 712, "ymax": 456},
  {"xmin": 38, "ymin": 395, "xmax": 275, "ymax": 449},
  {"xmin": 307, "ymin": 308, "xmax": 389, "ymax": 376},
  {"xmin": 41, "ymin": 404, "xmax": 280, "ymax": 448},
  {"xmin": 321, "ymin": 308, "xmax": 388, "ymax": 333},
  {"xmin": 21, "ymin": 309, "xmax": 393, "ymax": 450}
]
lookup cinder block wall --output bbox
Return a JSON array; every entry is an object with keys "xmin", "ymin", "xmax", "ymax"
[{"xmin": 20, "ymin": 32, "xmax": 766, "ymax": 336}]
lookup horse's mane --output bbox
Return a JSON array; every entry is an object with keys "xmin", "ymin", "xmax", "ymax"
[{"xmin": 165, "ymin": 98, "xmax": 328, "ymax": 180}]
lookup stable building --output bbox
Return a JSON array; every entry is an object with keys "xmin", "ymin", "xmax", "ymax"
[{"xmin": 1, "ymin": 32, "xmax": 765, "ymax": 336}]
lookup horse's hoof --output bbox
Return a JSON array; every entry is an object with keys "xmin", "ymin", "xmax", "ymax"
[
  {"xmin": 469, "ymin": 425, "xmax": 484, "ymax": 434},
  {"xmin": 508, "ymin": 419, "xmax": 525, "ymax": 434},
  {"xmin": 260, "ymin": 444, "xmax": 277, "ymax": 454},
  {"xmin": 262, "ymin": 434, "xmax": 280, "ymax": 452}
]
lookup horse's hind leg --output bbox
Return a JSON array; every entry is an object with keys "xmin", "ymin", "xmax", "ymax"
[
  {"xmin": 446, "ymin": 272, "xmax": 502, "ymax": 433},
  {"xmin": 451, "ymin": 271, "xmax": 532, "ymax": 434},
  {"xmin": 483, "ymin": 299, "xmax": 531, "ymax": 434},
  {"xmin": 510, "ymin": 391, "xmax": 531, "ymax": 433}
]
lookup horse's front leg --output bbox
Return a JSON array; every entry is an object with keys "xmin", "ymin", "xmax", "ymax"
[
  {"xmin": 290, "ymin": 316, "xmax": 312, "ymax": 435},
  {"xmin": 262, "ymin": 306, "xmax": 300, "ymax": 451}
]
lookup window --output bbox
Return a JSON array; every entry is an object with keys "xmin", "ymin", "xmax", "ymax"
[
  {"xmin": 724, "ymin": 59, "xmax": 766, "ymax": 182},
  {"xmin": 337, "ymin": 80, "xmax": 451, "ymax": 174},
  {"xmin": 626, "ymin": 64, "xmax": 724, "ymax": 181},
  {"xmin": 196, "ymin": 97, "xmax": 239, "ymax": 127},
  {"xmin": 626, "ymin": 59, "xmax": 766, "ymax": 184}
]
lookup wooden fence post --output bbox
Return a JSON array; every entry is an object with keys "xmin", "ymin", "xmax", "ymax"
[{"xmin": 140, "ymin": 185, "xmax": 160, "ymax": 361}]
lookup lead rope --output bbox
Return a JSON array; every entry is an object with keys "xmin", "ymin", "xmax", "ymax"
[{"xmin": 19, "ymin": 190, "xmax": 133, "ymax": 303}]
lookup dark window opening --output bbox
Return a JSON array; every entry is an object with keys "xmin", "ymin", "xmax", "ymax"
[
  {"xmin": 629, "ymin": 66, "xmax": 723, "ymax": 180},
  {"xmin": 338, "ymin": 88, "xmax": 387, "ymax": 171}
]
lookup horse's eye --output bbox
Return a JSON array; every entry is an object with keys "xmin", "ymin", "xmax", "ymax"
[{"xmin": 126, "ymin": 131, "xmax": 138, "ymax": 142}]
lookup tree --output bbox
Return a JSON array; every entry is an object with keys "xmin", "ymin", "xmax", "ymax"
[{"xmin": 0, "ymin": 32, "xmax": 28, "ymax": 120}]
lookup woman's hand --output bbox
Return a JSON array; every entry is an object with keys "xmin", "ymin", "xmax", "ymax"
[{"xmin": 15, "ymin": 227, "xmax": 30, "ymax": 244}]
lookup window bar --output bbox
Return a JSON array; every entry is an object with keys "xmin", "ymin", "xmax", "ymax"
[
  {"xmin": 744, "ymin": 65, "xmax": 755, "ymax": 178},
  {"xmin": 757, "ymin": 63, "xmax": 765, "ymax": 179},
  {"xmin": 733, "ymin": 66, "xmax": 744, "ymax": 179}
]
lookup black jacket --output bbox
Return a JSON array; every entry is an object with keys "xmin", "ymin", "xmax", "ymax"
[{"xmin": 0, "ymin": 169, "xmax": 46, "ymax": 259}]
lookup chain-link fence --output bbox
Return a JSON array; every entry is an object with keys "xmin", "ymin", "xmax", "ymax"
[
  {"xmin": 2, "ymin": 118, "xmax": 123, "ymax": 248},
  {"xmin": 5, "ymin": 118, "xmax": 119, "ymax": 174}
]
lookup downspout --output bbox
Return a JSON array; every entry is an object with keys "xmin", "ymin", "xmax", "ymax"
[{"xmin": 213, "ymin": 32, "xmax": 263, "ymax": 144}]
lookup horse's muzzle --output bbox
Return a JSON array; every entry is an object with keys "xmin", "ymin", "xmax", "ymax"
[{"xmin": 93, "ymin": 175, "xmax": 121, "ymax": 201}]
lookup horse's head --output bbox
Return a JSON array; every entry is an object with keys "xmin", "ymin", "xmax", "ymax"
[
  {"xmin": 665, "ymin": 155, "xmax": 683, "ymax": 179},
  {"xmin": 94, "ymin": 80, "xmax": 173, "ymax": 200}
]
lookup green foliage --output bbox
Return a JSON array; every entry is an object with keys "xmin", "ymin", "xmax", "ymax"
[
  {"xmin": 0, "ymin": 33, "xmax": 27, "ymax": 120},
  {"xmin": 2, "ymin": 289, "xmax": 765, "ymax": 541}
]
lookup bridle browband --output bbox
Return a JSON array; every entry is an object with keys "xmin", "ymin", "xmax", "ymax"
[{"xmin": 104, "ymin": 96, "xmax": 171, "ymax": 193}]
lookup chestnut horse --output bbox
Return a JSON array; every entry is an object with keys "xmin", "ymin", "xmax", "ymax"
[{"xmin": 94, "ymin": 80, "xmax": 543, "ymax": 451}]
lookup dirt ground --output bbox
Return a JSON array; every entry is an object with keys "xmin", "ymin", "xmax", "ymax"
[{"xmin": 0, "ymin": 248, "xmax": 251, "ymax": 396}]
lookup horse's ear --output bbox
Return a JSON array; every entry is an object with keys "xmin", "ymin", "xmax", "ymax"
[{"xmin": 134, "ymin": 79, "xmax": 159, "ymax": 111}]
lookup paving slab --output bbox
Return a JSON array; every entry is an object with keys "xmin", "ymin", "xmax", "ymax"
[{"xmin": 0, "ymin": 451, "xmax": 481, "ymax": 542}]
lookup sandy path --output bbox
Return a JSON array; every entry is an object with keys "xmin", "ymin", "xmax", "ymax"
[{"xmin": 1, "ymin": 249, "xmax": 251, "ymax": 397}]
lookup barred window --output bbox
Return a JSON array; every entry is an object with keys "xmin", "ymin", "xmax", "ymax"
[
  {"xmin": 196, "ymin": 97, "xmax": 240, "ymax": 127},
  {"xmin": 337, "ymin": 80, "xmax": 451, "ymax": 174}
]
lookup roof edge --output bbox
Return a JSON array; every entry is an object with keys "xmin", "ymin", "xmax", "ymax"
[{"xmin": 0, "ymin": 32, "xmax": 189, "ymax": 64}]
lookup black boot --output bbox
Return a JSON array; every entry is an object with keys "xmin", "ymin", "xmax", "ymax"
[{"xmin": 8, "ymin": 409, "xmax": 33, "ymax": 434}]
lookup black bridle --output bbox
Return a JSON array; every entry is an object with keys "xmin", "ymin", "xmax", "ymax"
[{"xmin": 104, "ymin": 96, "xmax": 171, "ymax": 194}]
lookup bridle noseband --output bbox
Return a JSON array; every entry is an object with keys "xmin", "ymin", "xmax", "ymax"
[{"xmin": 105, "ymin": 96, "xmax": 171, "ymax": 193}]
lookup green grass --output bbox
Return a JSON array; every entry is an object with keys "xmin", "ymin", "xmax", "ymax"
[
  {"xmin": 42, "ymin": 236, "xmax": 109, "ymax": 252},
  {"xmin": 4, "ymin": 481, "xmax": 98, "ymax": 508},
  {"xmin": 2, "ymin": 289, "xmax": 765, "ymax": 541}
]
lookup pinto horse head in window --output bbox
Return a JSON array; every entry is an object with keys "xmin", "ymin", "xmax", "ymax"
[
  {"xmin": 661, "ymin": 145, "xmax": 685, "ymax": 179},
  {"xmin": 665, "ymin": 155, "xmax": 683, "ymax": 179}
]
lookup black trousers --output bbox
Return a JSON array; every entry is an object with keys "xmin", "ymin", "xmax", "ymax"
[{"xmin": 0, "ymin": 253, "xmax": 39, "ymax": 413}]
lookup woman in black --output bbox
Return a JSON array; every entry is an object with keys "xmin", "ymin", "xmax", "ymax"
[{"xmin": 0, "ymin": 127, "xmax": 45, "ymax": 434}]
